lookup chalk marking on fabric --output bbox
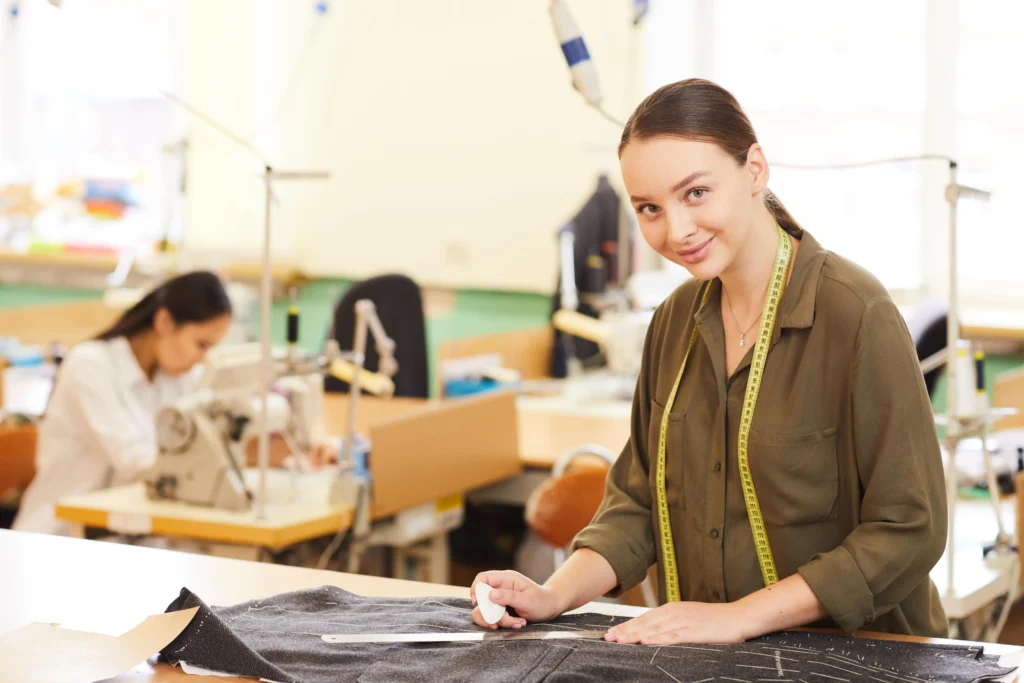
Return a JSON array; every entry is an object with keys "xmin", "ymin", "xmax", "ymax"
[
  {"xmin": 659, "ymin": 644, "xmax": 724, "ymax": 653},
  {"xmin": 736, "ymin": 650, "xmax": 801, "ymax": 662},
  {"xmin": 654, "ymin": 666, "xmax": 683, "ymax": 683},
  {"xmin": 737, "ymin": 665, "xmax": 800, "ymax": 673},
  {"xmin": 808, "ymin": 673, "xmax": 849, "ymax": 682},
  {"xmin": 811, "ymin": 662, "xmax": 864, "ymax": 678}
]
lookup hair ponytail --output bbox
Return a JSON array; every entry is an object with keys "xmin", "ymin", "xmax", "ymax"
[
  {"xmin": 95, "ymin": 270, "xmax": 231, "ymax": 341},
  {"xmin": 762, "ymin": 189, "xmax": 802, "ymax": 236}
]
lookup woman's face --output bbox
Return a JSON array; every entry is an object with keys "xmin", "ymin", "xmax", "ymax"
[
  {"xmin": 619, "ymin": 136, "xmax": 768, "ymax": 281},
  {"xmin": 153, "ymin": 310, "xmax": 232, "ymax": 376}
]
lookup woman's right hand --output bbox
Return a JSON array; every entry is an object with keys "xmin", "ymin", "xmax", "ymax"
[{"xmin": 469, "ymin": 570, "xmax": 565, "ymax": 630}]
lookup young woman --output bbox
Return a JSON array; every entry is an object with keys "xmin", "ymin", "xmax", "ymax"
[
  {"xmin": 13, "ymin": 271, "xmax": 234, "ymax": 536},
  {"xmin": 471, "ymin": 79, "xmax": 947, "ymax": 643}
]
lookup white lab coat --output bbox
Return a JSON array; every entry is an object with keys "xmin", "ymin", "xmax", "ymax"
[{"xmin": 12, "ymin": 337, "xmax": 195, "ymax": 536}]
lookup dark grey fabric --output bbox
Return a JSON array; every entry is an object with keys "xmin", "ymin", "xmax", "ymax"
[{"xmin": 161, "ymin": 586, "xmax": 1013, "ymax": 683}]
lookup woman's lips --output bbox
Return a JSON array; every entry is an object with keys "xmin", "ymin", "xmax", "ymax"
[{"xmin": 676, "ymin": 237, "xmax": 714, "ymax": 265}]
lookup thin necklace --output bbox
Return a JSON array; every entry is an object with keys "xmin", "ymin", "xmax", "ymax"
[{"xmin": 722, "ymin": 287, "xmax": 761, "ymax": 348}]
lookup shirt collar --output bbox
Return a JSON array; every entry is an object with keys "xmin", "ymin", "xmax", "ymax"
[
  {"xmin": 693, "ymin": 226, "xmax": 826, "ymax": 331},
  {"xmin": 777, "ymin": 226, "xmax": 826, "ymax": 330},
  {"xmin": 109, "ymin": 336, "xmax": 152, "ymax": 388}
]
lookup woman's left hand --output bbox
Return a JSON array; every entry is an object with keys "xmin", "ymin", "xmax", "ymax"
[
  {"xmin": 604, "ymin": 601, "xmax": 750, "ymax": 645},
  {"xmin": 306, "ymin": 441, "xmax": 338, "ymax": 468}
]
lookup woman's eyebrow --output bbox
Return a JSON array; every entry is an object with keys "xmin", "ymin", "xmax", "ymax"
[{"xmin": 630, "ymin": 170, "xmax": 710, "ymax": 202}]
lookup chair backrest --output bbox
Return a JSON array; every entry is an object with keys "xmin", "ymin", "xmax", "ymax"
[
  {"xmin": 525, "ymin": 463, "xmax": 610, "ymax": 549},
  {"xmin": 904, "ymin": 299, "xmax": 949, "ymax": 397},
  {"xmin": 525, "ymin": 443, "xmax": 616, "ymax": 551},
  {"xmin": 0, "ymin": 424, "xmax": 37, "ymax": 503},
  {"xmin": 325, "ymin": 274, "xmax": 429, "ymax": 399}
]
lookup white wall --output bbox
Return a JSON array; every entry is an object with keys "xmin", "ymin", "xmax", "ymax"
[{"xmin": 184, "ymin": 0, "xmax": 645, "ymax": 293}]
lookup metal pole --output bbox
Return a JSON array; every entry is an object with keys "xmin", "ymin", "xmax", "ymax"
[
  {"xmin": 344, "ymin": 302, "xmax": 369, "ymax": 469},
  {"xmin": 944, "ymin": 160, "xmax": 959, "ymax": 595},
  {"xmin": 258, "ymin": 165, "xmax": 273, "ymax": 519},
  {"xmin": 946, "ymin": 161, "xmax": 960, "ymax": 425},
  {"xmin": 257, "ymin": 169, "xmax": 329, "ymax": 519}
]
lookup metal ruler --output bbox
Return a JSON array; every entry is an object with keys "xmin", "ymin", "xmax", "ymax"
[
  {"xmin": 656, "ymin": 223, "xmax": 792, "ymax": 602},
  {"xmin": 322, "ymin": 629, "xmax": 608, "ymax": 644}
]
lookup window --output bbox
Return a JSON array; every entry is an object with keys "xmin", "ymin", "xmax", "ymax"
[
  {"xmin": 955, "ymin": 1, "xmax": 1024, "ymax": 298},
  {"xmin": 0, "ymin": 0, "xmax": 186, "ymax": 253},
  {"xmin": 644, "ymin": 0, "xmax": 1024, "ymax": 300}
]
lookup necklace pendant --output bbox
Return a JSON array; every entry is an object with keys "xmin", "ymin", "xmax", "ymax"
[{"xmin": 739, "ymin": 336, "xmax": 746, "ymax": 347}]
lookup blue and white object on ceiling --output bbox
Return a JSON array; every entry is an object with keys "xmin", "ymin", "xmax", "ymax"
[{"xmin": 549, "ymin": 0, "xmax": 603, "ymax": 108}]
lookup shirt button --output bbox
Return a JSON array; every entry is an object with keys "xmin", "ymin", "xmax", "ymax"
[
  {"xmin": 709, "ymin": 528, "xmax": 719, "ymax": 539},
  {"xmin": 713, "ymin": 462, "xmax": 722, "ymax": 472},
  {"xmin": 712, "ymin": 590, "xmax": 721, "ymax": 601}
]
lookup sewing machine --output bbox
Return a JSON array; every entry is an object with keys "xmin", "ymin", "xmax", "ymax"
[
  {"xmin": 144, "ymin": 299, "xmax": 397, "ymax": 514},
  {"xmin": 551, "ymin": 267, "xmax": 688, "ymax": 401},
  {"xmin": 145, "ymin": 354, "xmax": 327, "ymax": 511}
]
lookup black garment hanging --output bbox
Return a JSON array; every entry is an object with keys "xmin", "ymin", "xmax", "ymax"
[{"xmin": 550, "ymin": 175, "xmax": 630, "ymax": 377}]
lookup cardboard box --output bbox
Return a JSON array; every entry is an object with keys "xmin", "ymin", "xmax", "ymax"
[{"xmin": 323, "ymin": 390, "xmax": 522, "ymax": 519}]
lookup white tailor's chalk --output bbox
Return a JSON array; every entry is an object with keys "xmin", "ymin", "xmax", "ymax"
[{"xmin": 475, "ymin": 583, "xmax": 507, "ymax": 625}]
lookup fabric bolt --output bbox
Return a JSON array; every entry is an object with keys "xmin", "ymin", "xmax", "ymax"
[{"xmin": 161, "ymin": 586, "xmax": 1014, "ymax": 683}]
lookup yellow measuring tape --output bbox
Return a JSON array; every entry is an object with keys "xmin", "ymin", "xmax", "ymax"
[{"xmin": 656, "ymin": 224, "xmax": 793, "ymax": 602}]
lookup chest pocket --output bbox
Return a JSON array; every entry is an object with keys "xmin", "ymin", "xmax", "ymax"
[
  {"xmin": 748, "ymin": 426, "xmax": 839, "ymax": 526},
  {"xmin": 648, "ymin": 398, "xmax": 710, "ymax": 534},
  {"xmin": 648, "ymin": 399, "xmax": 684, "ymax": 509}
]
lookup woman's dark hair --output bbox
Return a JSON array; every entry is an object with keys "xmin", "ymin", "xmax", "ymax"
[
  {"xmin": 96, "ymin": 270, "xmax": 232, "ymax": 341},
  {"xmin": 619, "ymin": 78, "xmax": 801, "ymax": 234}
]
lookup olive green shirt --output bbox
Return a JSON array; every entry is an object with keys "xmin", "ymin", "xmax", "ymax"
[{"xmin": 572, "ymin": 226, "xmax": 949, "ymax": 637}]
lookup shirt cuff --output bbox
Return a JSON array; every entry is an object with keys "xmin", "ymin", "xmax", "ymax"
[
  {"xmin": 571, "ymin": 524, "xmax": 652, "ymax": 597},
  {"xmin": 797, "ymin": 545, "xmax": 876, "ymax": 635}
]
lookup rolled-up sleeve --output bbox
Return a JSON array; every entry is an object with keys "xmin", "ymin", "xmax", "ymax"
[
  {"xmin": 798, "ymin": 297, "xmax": 947, "ymax": 635},
  {"xmin": 571, "ymin": 307, "xmax": 659, "ymax": 595}
]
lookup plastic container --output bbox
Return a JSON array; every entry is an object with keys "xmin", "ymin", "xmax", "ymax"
[{"xmin": 2, "ymin": 362, "xmax": 56, "ymax": 417}]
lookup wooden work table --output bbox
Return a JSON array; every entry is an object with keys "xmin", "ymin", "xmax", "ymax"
[
  {"xmin": 0, "ymin": 248, "xmax": 308, "ymax": 291},
  {"xmin": 1, "ymin": 530, "xmax": 1019, "ymax": 683},
  {"xmin": 516, "ymin": 407, "xmax": 630, "ymax": 469},
  {"xmin": 961, "ymin": 308, "xmax": 1024, "ymax": 344},
  {"xmin": 0, "ymin": 529, "xmax": 467, "ymax": 682},
  {"xmin": 322, "ymin": 391, "xmax": 632, "ymax": 471},
  {"xmin": 54, "ymin": 391, "xmax": 521, "ymax": 552},
  {"xmin": 55, "ymin": 469, "xmax": 350, "ymax": 550}
]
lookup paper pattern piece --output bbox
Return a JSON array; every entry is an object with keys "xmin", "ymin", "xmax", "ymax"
[{"xmin": 0, "ymin": 607, "xmax": 198, "ymax": 683}]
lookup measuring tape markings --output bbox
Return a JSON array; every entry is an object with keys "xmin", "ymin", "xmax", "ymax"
[{"xmin": 656, "ymin": 225, "xmax": 793, "ymax": 602}]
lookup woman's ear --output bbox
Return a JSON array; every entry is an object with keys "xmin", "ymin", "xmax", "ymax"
[
  {"xmin": 153, "ymin": 307, "xmax": 176, "ymax": 336},
  {"xmin": 746, "ymin": 143, "xmax": 770, "ymax": 196}
]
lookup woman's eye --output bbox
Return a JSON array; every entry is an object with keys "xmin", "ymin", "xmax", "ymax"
[
  {"xmin": 638, "ymin": 204, "xmax": 659, "ymax": 217},
  {"xmin": 688, "ymin": 188, "xmax": 707, "ymax": 200}
]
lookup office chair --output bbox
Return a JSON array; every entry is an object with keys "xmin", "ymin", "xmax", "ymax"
[
  {"xmin": 905, "ymin": 299, "xmax": 949, "ymax": 397},
  {"xmin": 325, "ymin": 274, "xmax": 429, "ymax": 399},
  {"xmin": 524, "ymin": 444, "xmax": 658, "ymax": 607},
  {"xmin": 0, "ymin": 424, "xmax": 37, "ymax": 528}
]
